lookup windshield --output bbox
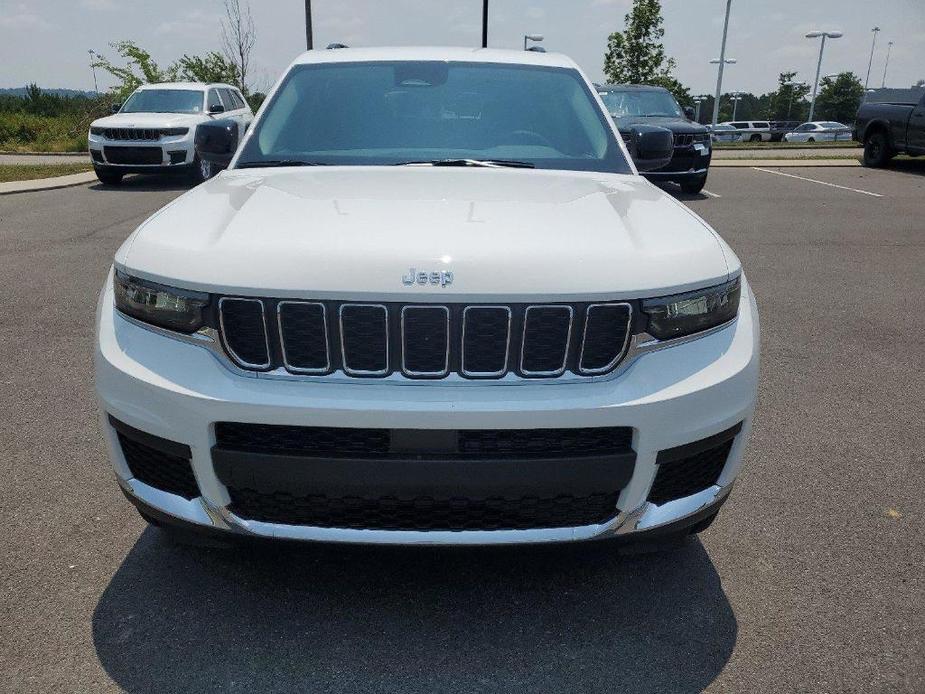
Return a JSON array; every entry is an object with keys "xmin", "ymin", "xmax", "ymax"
[
  {"xmin": 599, "ymin": 89, "xmax": 683, "ymax": 118},
  {"xmin": 121, "ymin": 89, "xmax": 205, "ymax": 114},
  {"xmin": 235, "ymin": 61, "xmax": 631, "ymax": 173}
]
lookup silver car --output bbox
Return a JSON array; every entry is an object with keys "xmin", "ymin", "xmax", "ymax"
[
  {"xmin": 707, "ymin": 124, "xmax": 742, "ymax": 143},
  {"xmin": 783, "ymin": 121, "xmax": 853, "ymax": 143}
]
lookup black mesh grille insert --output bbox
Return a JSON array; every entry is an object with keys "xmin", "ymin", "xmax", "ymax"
[
  {"xmin": 648, "ymin": 438, "xmax": 735, "ymax": 505},
  {"xmin": 580, "ymin": 304, "xmax": 632, "ymax": 373},
  {"xmin": 402, "ymin": 306, "xmax": 449, "ymax": 375},
  {"xmin": 463, "ymin": 307, "xmax": 510, "ymax": 375},
  {"xmin": 458, "ymin": 427, "xmax": 633, "ymax": 458},
  {"xmin": 103, "ymin": 146, "xmax": 161, "ymax": 164},
  {"xmin": 227, "ymin": 489, "xmax": 620, "ymax": 531},
  {"xmin": 340, "ymin": 304, "xmax": 388, "ymax": 374},
  {"xmin": 521, "ymin": 306, "xmax": 572, "ymax": 375},
  {"xmin": 215, "ymin": 423, "xmax": 633, "ymax": 459},
  {"xmin": 279, "ymin": 302, "xmax": 329, "ymax": 372},
  {"xmin": 117, "ymin": 433, "xmax": 198, "ymax": 500},
  {"xmin": 215, "ymin": 423, "xmax": 391, "ymax": 458},
  {"xmin": 220, "ymin": 298, "xmax": 269, "ymax": 368}
]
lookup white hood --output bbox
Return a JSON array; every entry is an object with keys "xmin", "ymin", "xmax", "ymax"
[
  {"xmin": 117, "ymin": 167, "xmax": 737, "ymax": 302},
  {"xmin": 91, "ymin": 112, "xmax": 206, "ymax": 129}
]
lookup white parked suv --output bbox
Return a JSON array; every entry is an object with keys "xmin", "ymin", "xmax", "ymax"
[
  {"xmin": 95, "ymin": 48, "xmax": 759, "ymax": 548},
  {"xmin": 88, "ymin": 82, "xmax": 253, "ymax": 185},
  {"xmin": 720, "ymin": 120, "xmax": 772, "ymax": 142}
]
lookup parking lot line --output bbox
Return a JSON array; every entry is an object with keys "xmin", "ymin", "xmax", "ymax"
[
  {"xmin": 751, "ymin": 167, "xmax": 884, "ymax": 198},
  {"xmin": 702, "ymin": 189, "xmax": 721, "ymax": 198}
]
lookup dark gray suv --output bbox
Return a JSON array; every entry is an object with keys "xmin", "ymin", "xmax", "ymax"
[{"xmin": 598, "ymin": 84, "xmax": 711, "ymax": 194}]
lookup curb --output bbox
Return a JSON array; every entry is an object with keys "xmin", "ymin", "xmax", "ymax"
[
  {"xmin": 712, "ymin": 159, "xmax": 860, "ymax": 168},
  {"xmin": 0, "ymin": 151, "xmax": 86, "ymax": 157},
  {"xmin": 0, "ymin": 171, "xmax": 97, "ymax": 195}
]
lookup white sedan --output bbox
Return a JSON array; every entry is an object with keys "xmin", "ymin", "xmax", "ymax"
[{"xmin": 783, "ymin": 121, "xmax": 853, "ymax": 143}]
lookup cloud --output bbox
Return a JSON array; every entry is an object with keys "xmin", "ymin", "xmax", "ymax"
[
  {"xmin": 80, "ymin": 0, "xmax": 118, "ymax": 9},
  {"xmin": 155, "ymin": 9, "xmax": 222, "ymax": 37},
  {"xmin": 0, "ymin": 4, "xmax": 53, "ymax": 30}
]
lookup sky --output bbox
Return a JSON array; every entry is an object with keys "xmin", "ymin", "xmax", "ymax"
[{"xmin": 1, "ymin": 0, "xmax": 922, "ymax": 95}]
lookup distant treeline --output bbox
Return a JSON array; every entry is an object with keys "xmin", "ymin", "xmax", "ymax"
[{"xmin": 0, "ymin": 84, "xmax": 108, "ymax": 152}]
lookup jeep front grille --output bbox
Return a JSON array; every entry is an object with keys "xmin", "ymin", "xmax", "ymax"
[
  {"xmin": 100, "ymin": 128, "xmax": 163, "ymax": 141},
  {"xmin": 217, "ymin": 299, "xmax": 633, "ymax": 380}
]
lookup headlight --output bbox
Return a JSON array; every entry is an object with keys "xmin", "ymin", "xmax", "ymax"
[
  {"xmin": 90, "ymin": 126, "xmax": 104, "ymax": 135},
  {"xmin": 642, "ymin": 276, "xmax": 740, "ymax": 340},
  {"xmin": 160, "ymin": 127, "xmax": 189, "ymax": 136},
  {"xmin": 114, "ymin": 270, "xmax": 209, "ymax": 333}
]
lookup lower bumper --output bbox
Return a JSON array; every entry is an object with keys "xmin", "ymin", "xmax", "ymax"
[{"xmin": 96, "ymin": 275, "xmax": 760, "ymax": 545}]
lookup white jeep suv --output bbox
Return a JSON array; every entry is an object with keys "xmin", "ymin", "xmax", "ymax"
[
  {"xmin": 95, "ymin": 48, "xmax": 759, "ymax": 547},
  {"xmin": 88, "ymin": 82, "xmax": 253, "ymax": 185}
]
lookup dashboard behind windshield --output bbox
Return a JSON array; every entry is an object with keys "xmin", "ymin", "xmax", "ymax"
[
  {"xmin": 600, "ymin": 89, "xmax": 683, "ymax": 119},
  {"xmin": 236, "ymin": 61, "xmax": 631, "ymax": 173},
  {"xmin": 121, "ymin": 89, "xmax": 205, "ymax": 114}
]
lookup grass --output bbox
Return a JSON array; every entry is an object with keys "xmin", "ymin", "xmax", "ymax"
[{"xmin": 0, "ymin": 163, "xmax": 92, "ymax": 183}]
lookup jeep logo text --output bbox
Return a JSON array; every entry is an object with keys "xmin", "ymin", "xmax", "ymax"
[{"xmin": 402, "ymin": 268, "xmax": 454, "ymax": 287}]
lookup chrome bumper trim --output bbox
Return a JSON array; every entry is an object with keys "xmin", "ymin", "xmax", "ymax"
[{"xmin": 121, "ymin": 476, "xmax": 733, "ymax": 546}]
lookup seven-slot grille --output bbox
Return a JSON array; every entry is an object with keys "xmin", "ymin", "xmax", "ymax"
[
  {"xmin": 217, "ymin": 299, "xmax": 633, "ymax": 380},
  {"xmin": 100, "ymin": 128, "xmax": 163, "ymax": 141}
]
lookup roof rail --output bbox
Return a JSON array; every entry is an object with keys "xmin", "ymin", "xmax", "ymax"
[
  {"xmin": 326, "ymin": 43, "xmax": 348, "ymax": 50},
  {"xmin": 526, "ymin": 46, "xmax": 546, "ymax": 53}
]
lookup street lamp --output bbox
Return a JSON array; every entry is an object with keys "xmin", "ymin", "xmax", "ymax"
[
  {"xmin": 692, "ymin": 95, "xmax": 708, "ymax": 122},
  {"xmin": 729, "ymin": 91, "xmax": 744, "ymax": 121},
  {"xmin": 524, "ymin": 34, "xmax": 543, "ymax": 51},
  {"xmin": 881, "ymin": 41, "xmax": 894, "ymax": 88},
  {"xmin": 805, "ymin": 30, "xmax": 843, "ymax": 122},
  {"xmin": 711, "ymin": 0, "xmax": 734, "ymax": 129},
  {"xmin": 783, "ymin": 80, "xmax": 807, "ymax": 119},
  {"xmin": 864, "ymin": 27, "xmax": 880, "ymax": 90},
  {"xmin": 88, "ymin": 49, "xmax": 99, "ymax": 94}
]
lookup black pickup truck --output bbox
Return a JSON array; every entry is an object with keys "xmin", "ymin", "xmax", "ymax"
[{"xmin": 855, "ymin": 89, "xmax": 925, "ymax": 167}]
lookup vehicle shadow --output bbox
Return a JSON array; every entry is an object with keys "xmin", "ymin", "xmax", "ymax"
[
  {"xmin": 655, "ymin": 182, "xmax": 710, "ymax": 201},
  {"xmin": 88, "ymin": 174, "xmax": 195, "ymax": 193},
  {"xmin": 92, "ymin": 530, "xmax": 737, "ymax": 693},
  {"xmin": 883, "ymin": 158, "xmax": 925, "ymax": 177}
]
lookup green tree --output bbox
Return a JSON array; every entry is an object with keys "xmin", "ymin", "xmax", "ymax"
[
  {"xmin": 814, "ymin": 72, "xmax": 864, "ymax": 123},
  {"xmin": 766, "ymin": 72, "xmax": 811, "ymax": 121},
  {"xmin": 91, "ymin": 41, "xmax": 170, "ymax": 101},
  {"xmin": 602, "ymin": 0, "xmax": 690, "ymax": 105},
  {"xmin": 174, "ymin": 52, "xmax": 240, "ymax": 85}
]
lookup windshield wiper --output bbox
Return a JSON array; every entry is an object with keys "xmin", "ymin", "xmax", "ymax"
[
  {"xmin": 236, "ymin": 159, "xmax": 329, "ymax": 169},
  {"xmin": 396, "ymin": 158, "xmax": 534, "ymax": 169}
]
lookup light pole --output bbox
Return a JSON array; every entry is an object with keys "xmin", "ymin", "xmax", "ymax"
[
  {"xmin": 805, "ymin": 30, "xmax": 843, "ymax": 122},
  {"xmin": 729, "ymin": 92, "xmax": 744, "ymax": 121},
  {"xmin": 88, "ymin": 49, "xmax": 99, "ymax": 94},
  {"xmin": 692, "ymin": 95, "xmax": 708, "ymax": 122},
  {"xmin": 524, "ymin": 34, "xmax": 543, "ymax": 51},
  {"xmin": 864, "ymin": 27, "xmax": 880, "ymax": 90},
  {"xmin": 783, "ymin": 81, "xmax": 806, "ymax": 119},
  {"xmin": 881, "ymin": 41, "xmax": 894, "ymax": 88},
  {"xmin": 305, "ymin": 0, "xmax": 312, "ymax": 50},
  {"xmin": 482, "ymin": 0, "xmax": 489, "ymax": 48},
  {"xmin": 711, "ymin": 0, "xmax": 734, "ymax": 129}
]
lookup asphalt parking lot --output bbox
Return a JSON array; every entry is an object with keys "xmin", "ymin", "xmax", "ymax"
[{"xmin": 1, "ymin": 163, "xmax": 923, "ymax": 693}]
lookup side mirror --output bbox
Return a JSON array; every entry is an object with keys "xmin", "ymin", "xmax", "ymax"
[
  {"xmin": 209, "ymin": 103, "xmax": 225, "ymax": 114},
  {"xmin": 683, "ymin": 106, "xmax": 695, "ymax": 120},
  {"xmin": 110, "ymin": 103, "xmax": 121, "ymax": 114},
  {"xmin": 625, "ymin": 125, "xmax": 674, "ymax": 172},
  {"xmin": 194, "ymin": 119, "xmax": 239, "ymax": 167}
]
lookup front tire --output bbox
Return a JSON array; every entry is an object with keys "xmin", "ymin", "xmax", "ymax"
[
  {"xmin": 679, "ymin": 174, "xmax": 707, "ymax": 195},
  {"xmin": 188, "ymin": 155, "xmax": 213, "ymax": 184},
  {"xmin": 863, "ymin": 130, "xmax": 894, "ymax": 167},
  {"xmin": 94, "ymin": 167, "xmax": 123, "ymax": 185}
]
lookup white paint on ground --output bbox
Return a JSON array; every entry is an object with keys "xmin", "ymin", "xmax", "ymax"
[
  {"xmin": 702, "ymin": 189, "xmax": 721, "ymax": 198},
  {"xmin": 751, "ymin": 167, "xmax": 883, "ymax": 198}
]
